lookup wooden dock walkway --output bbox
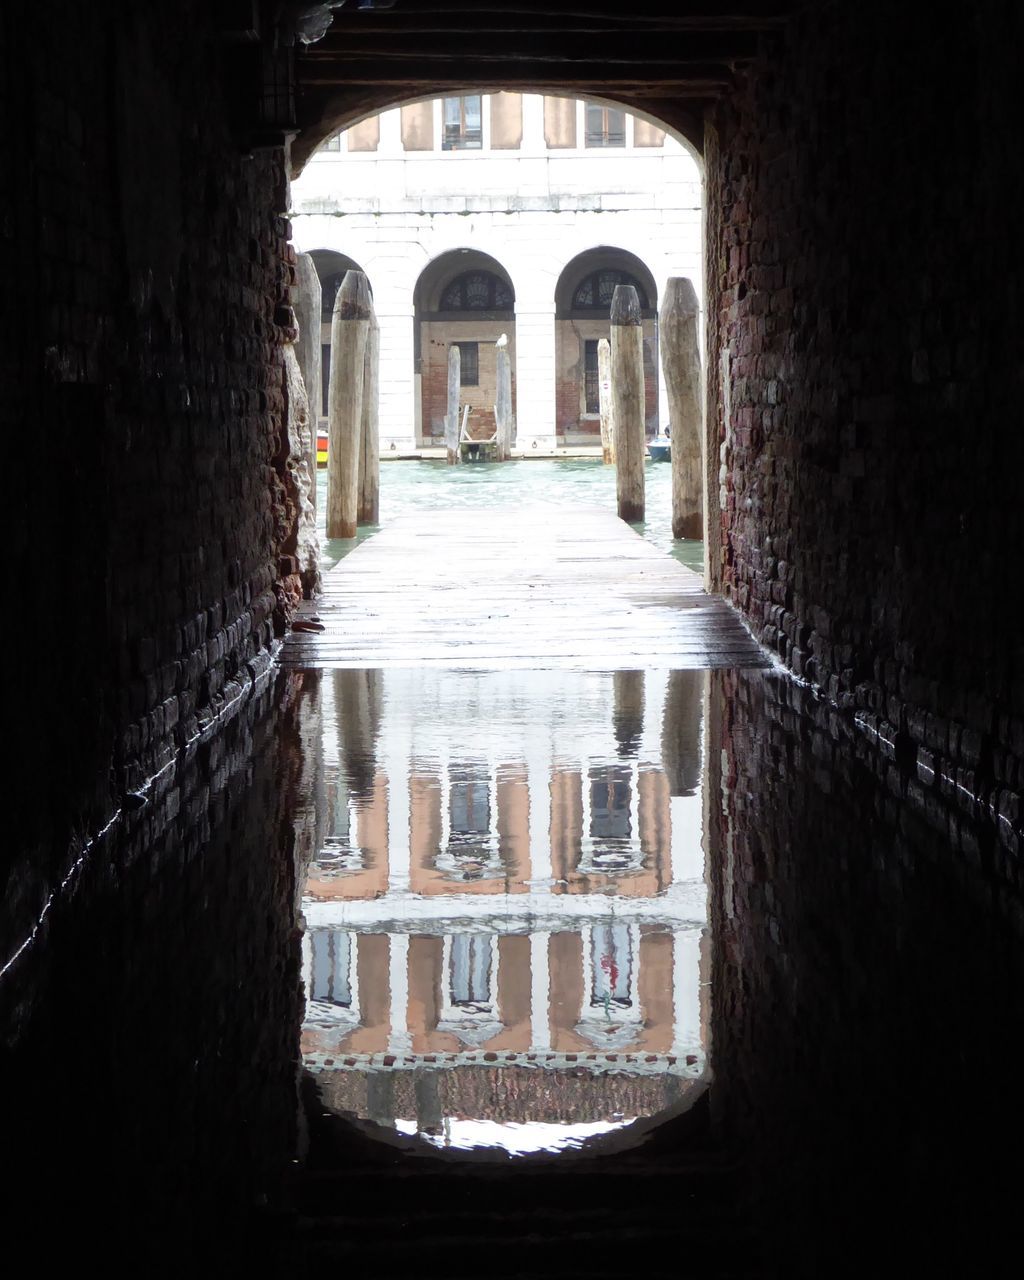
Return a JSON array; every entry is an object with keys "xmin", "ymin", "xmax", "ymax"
[{"xmin": 282, "ymin": 505, "xmax": 770, "ymax": 670}]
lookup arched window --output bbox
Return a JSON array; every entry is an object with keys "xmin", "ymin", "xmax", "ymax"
[
  {"xmin": 320, "ymin": 271, "xmax": 345, "ymax": 320},
  {"xmin": 571, "ymin": 269, "xmax": 648, "ymax": 311},
  {"xmin": 439, "ymin": 270, "xmax": 513, "ymax": 312}
]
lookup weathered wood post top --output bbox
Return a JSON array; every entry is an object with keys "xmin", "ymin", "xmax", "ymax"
[
  {"xmin": 611, "ymin": 283, "xmax": 645, "ymax": 525},
  {"xmin": 327, "ymin": 270, "xmax": 372, "ymax": 540},
  {"xmin": 661, "ymin": 276, "xmax": 703, "ymax": 542}
]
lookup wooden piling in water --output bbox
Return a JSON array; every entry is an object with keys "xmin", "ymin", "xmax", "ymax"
[
  {"xmin": 294, "ymin": 253, "xmax": 322, "ymax": 511},
  {"xmin": 357, "ymin": 308, "xmax": 379, "ymax": 525},
  {"xmin": 661, "ymin": 669, "xmax": 703, "ymax": 795},
  {"xmin": 661, "ymin": 277, "xmax": 703, "ymax": 540},
  {"xmin": 611, "ymin": 284, "xmax": 645, "ymax": 523},
  {"xmin": 445, "ymin": 344, "xmax": 461, "ymax": 465},
  {"xmin": 495, "ymin": 337, "xmax": 513, "ymax": 461},
  {"xmin": 327, "ymin": 270, "xmax": 371, "ymax": 539},
  {"xmin": 598, "ymin": 337, "xmax": 614, "ymax": 464}
]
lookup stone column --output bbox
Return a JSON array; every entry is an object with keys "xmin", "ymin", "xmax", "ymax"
[
  {"xmin": 661, "ymin": 277, "xmax": 703, "ymax": 540},
  {"xmin": 293, "ymin": 253, "xmax": 322, "ymax": 512},
  {"xmin": 358, "ymin": 309, "xmax": 380, "ymax": 524},
  {"xmin": 514, "ymin": 305, "xmax": 558, "ymax": 452},
  {"xmin": 611, "ymin": 284, "xmax": 645, "ymax": 523},
  {"xmin": 327, "ymin": 270, "xmax": 371, "ymax": 539},
  {"xmin": 445, "ymin": 343, "xmax": 461, "ymax": 465},
  {"xmin": 494, "ymin": 337, "xmax": 513, "ymax": 461},
  {"xmin": 598, "ymin": 336, "xmax": 614, "ymax": 464},
  {"xmin": 378, "ymin": 299, "xmax": 417, "ymax": 456}
]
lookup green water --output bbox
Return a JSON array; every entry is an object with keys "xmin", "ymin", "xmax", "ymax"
[{"xmin": 315, "ymin": 459, "xmax": 703, "ymax": 576}]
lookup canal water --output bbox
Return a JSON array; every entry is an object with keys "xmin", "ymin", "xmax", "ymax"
[{"xmin": 315, "ymin": 459, "xmax": 703, "ymax": 575}]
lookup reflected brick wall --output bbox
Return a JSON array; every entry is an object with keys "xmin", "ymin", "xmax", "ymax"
[
  {"xmin": 706, "ymin": 668, "xmax": 1024, "ymax": 1275},
  {"xmin": 2, "ymin": 669, "xmax": 308, "ymax": 1267}
]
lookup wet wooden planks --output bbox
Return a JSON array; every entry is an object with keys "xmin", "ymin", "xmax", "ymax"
[{"xmin": 282, "ymin": 505, "xmax": 770, "ymax": 670}]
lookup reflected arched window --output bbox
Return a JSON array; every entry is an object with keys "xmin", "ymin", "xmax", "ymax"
[
  {"xmin": 571, "ymin": 269, "xmax": 648, "ymax": 311},
  {"xmin": 439, "ymin": 271, "xmax": 513, "ymax": 311},
  {"xmin": 321, "ymin": 271, "xmax": 345, "ymax": 320}
]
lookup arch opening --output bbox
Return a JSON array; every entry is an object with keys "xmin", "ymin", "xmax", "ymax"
[
  {"xmin": 555, "ymin": 248, "xmax": 661, "ymax": 443},
  {"xmin": 413, "ymin": 249, "xmax": 517, "ymax": 446},
  {"xmin": 290, "ymin": 91, "xmax": 702, "ymax": 456},
  {"xmin": 307, "ymin": 250, "xmax": 372, "ymax": 423}
]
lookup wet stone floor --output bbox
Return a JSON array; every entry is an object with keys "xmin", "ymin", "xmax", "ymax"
[{"xmin": 4, "ymin": 495, "xmax": 1024, "ymax": 1274}]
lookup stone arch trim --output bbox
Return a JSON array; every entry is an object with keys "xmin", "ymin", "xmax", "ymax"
[
  {"xmin": 290, "ymin": 89, "xmax": 704, "ymax": 177},
  {"xmin": 554, "ymin": 247, "xmax": 659, "ymax": 320},
  {"xmin": 308, "ymin": 250, "xmax": 371, "ymax": 319},
  {"xmin": 414, "ymin": 248, "xmax": 516, "ymax": 318}
]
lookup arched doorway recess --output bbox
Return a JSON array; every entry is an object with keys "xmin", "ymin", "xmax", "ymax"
[
  {"xmin": 554, "ymin": 249, "xmax": 660, "ymax": 444},
  {"xmin": 308, "ymin": 250, "xmax": 371, "ymax": 422},
  {"xmin": 413, "ymin": 250, "xmax": 517, "ymax": 447}
]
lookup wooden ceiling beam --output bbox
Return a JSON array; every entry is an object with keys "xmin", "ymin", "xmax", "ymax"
[
  {"xmin": 298, "ymin": 68, "xmax": 737, "ymax": 92},
  {"xmin": 319, "ymin": 0, "xmax": 791, "ymax": 30},
  {"xmin": 303, "ymin": 33, "xmax": 761, "ymax": 61}
]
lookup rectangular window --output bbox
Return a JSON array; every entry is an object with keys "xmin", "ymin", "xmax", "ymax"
[
  {"xmin": 590, "ymin": 924, "xmax": 632, "ymax": 1008},
  {"xmin": 590, "ymin": 768, "xmax": 632, "ymax": 842},
  {"xmin": 310, "ymin": 928, "xmax": 352, "ymax": 1007},
  {"xmin": 584, "ymin": 340, "xmax": 601, "ymax": 413},
  {"xmin": 450, "ymin": 935, "xmax": 493, "ymax": 1006},
  {"xmin": 319, "ymin": 133, "xmax": 341, "ymax": 152},
  {"xmin": 443, "ymin": 95, "xmax": 482, "ymax": 150},
  {"xmin": 585, "ymin": 103, "xmax": 625, "ymax": 148},
  {"xmin": 456, "ymin": 342, "xmax": 479, "ymax": 386}
]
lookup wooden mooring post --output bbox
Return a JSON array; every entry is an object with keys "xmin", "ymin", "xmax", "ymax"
[
  {"xmin": 611, "ymin": 284, "xmax": 645, "ymax": 523},
  {"xmin": 294, "ymin": 253, "xmax": 322, "ymax": 512},
  {"xmin": 494, "ymin": 335, "xmax": 513, "ymax": 461},
  {"xmin": 357, "ymin": 308, "xmax": 379, "ymax": 525},
  {"xmin": 327, "ymin": 270, "xmax": 371, "ymax": 539},
  {"xmin": 598, "ymin": 337, "xmax": 614, "ymax": 464},
  {"xmin": 661, "ymin": 277, "xmax": 703, "ymax": 540},
  {"xmin": 445, "ymin": 344, "xmax": 461, "ymax": 465}
]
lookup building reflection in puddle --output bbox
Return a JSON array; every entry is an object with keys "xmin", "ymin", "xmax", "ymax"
[{"xmin": 299, "ymin": 668, "xmax": 708, "ymax": 1154}]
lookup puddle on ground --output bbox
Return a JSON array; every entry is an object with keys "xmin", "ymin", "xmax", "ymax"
[{"xmin": 298, "ymin": 667, "xmax": 708, "ymax": 1154}]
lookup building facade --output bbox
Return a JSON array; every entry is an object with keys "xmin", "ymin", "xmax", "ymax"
[{"xmin": 289, "ymin": 94, "xmax": 703, "ymax": 452}]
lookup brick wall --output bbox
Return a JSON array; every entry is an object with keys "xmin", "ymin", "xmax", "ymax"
[
  {"xmin": 3, "ymin": 2, "xmax": 302, "ymax": 901},
  {"xmin": 706, "ymin": 667, "xmax": 1024, "ymax": 1274},
  {"xmin": 706, "ymin": 1, "xmax": 1023, "ymax": 851},
  {"xmin": 3, "ymin": 667, "xmax": 310, "ymax": 1267},
  {"xmin": 420, "ymin": 321, "xmax": 516, "ymax": 439}
]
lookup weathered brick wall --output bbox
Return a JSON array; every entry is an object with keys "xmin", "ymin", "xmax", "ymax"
[
  {"xmin": 420, "ymin": 321, "xmax": 516, "ymax": 440},
  {"xmin": 706, "ymin": 668, "xmax": 1024, "ymax": 1275},
  {"xmin": 3, "ymin": 668, "xmax": 311, "ymax": 1267},
  {"xmin": 3, "ymin": 2, "xmax": 301, "ymax": 903},
  {"xmin": 705, "ymin": 1, "xmax": 1023, "ymax": 852}
]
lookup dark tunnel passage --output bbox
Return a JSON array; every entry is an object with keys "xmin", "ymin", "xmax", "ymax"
[{"xmin": 2, "ymin": 2, "xmax": 1022, "ymax": 1276}]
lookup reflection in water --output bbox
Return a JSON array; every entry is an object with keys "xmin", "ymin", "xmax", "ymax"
[
  {"xmin": 4, "ymin": 661, "xmax": 1023, "ymax": 1270},
  {"xmin": 299, "ymin": 668, "xmax": 707, "ymax": 1153}
]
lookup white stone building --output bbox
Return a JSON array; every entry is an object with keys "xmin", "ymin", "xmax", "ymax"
[{"xmin": 289, "ymin": 93, "xmax": 703, "ymax": 453}]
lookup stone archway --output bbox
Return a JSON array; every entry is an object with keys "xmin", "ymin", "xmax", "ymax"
[
  {"xmin": 554, "ymin": 248, "xmax": 660, "ymax": 444},
  {"xmin": 412, "ymin": 250, "xmax": 517, "ymax": 448},
  {"xmin": 308, "ymin": 250, "xmax": 371, "ymax": 422}
]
